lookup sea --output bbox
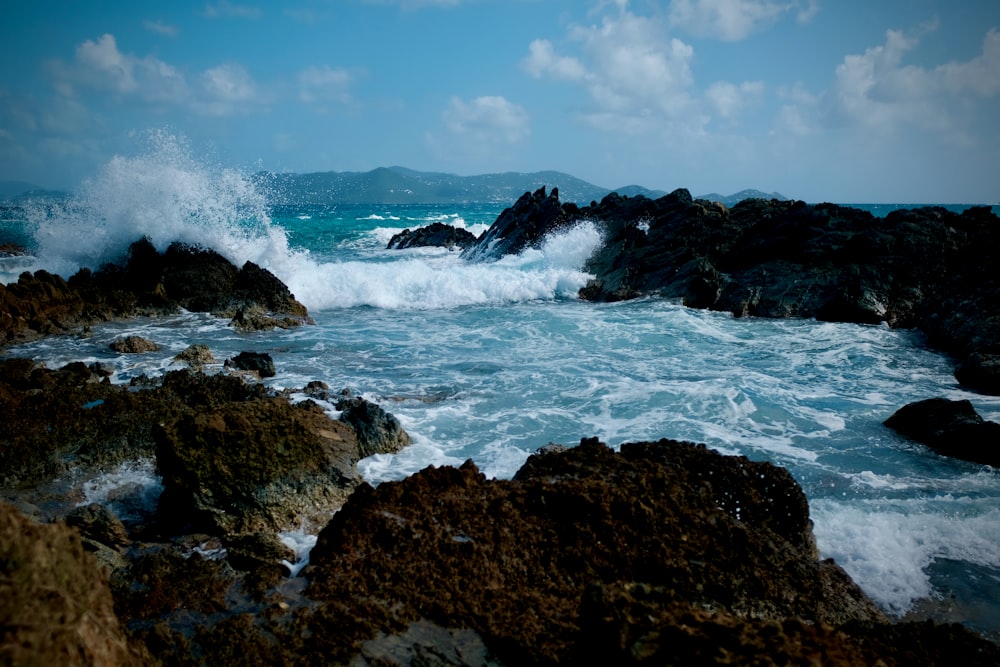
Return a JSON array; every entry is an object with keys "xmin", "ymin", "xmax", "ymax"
[{"xmin": 2, "ymin": 136, "xmax": 1000, "ymax": 639}]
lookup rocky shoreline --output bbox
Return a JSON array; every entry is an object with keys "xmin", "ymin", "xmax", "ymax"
[{"xmin": 2, "ymin": 204, "xmax": 1000, "ymax": 664}]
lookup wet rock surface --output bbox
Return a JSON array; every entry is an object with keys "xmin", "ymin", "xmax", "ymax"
[
  {"xmin": 0, "ymin": 500, "xmax": 144, "ymax": 666},
  {"xmin": 4, "ymin": 423, "xmax": 1000, "ymax": 664},
  {"xmin": 0, "ymin": 237, "xmax": 310, "ymax": 346},
  {"xmin": 387, "ymin": 221, "xmax": 478, "ymax": 250},
  {"xmin": 885, "ymin": 397, "xmax": 1000, "ymax": 467}
]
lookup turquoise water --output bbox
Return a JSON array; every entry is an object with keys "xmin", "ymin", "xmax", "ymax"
[{"xmin": 2, "ymin": 137, "xmax": 999, "ymax": 637}]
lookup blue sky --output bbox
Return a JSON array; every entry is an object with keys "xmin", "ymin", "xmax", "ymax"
[{"xmin": 1, "ymin": 0, "xmax": 997, "ymax": 202}]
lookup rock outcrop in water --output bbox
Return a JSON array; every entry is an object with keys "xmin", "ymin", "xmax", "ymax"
[
  {"xmin": 885, "ymin": 397, "xmax": 1000, "ymax": 467},
  {"xmin": 0, "ymin": 237, "xmax": 310, "ymax": 346},
  {"xmin": 387, "ymin": 221, "xmax": 478, "ymax": 250},
  {"xmin": 463, "ymin": 188, "xmax": 1000, "ymax": 394}
]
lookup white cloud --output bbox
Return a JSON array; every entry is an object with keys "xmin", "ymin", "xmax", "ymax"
[
  {"xmin": 298, "ymin": 65, "xmax": 355, "ymax": 107},
  {"xmin": 668, "ymin": 0, "xmax": 802, "ymax": 41},
  {"xmin": 442, "ymin": 95, "xmax": 530, "ymax": 146},
  {"xmin": 523, "ymin": 40, "xmax": 587, "ymax": 81},
  {"xmin": 143, "ymin": 19, "xmax": 179, "ymax": 37},
  {"xmin": 199, "ymin": 63, "xmax": 259, "ymax": 114},
  {"xmin": 523, "ymin": 5, "xmax": 708, "ymax": 137},
  {"xmin": 48, "ymin": 34, "xmax": 274, "ymax": 117},
  {"xmin": 706, "ymin": 80, "xmax": 764, "ymax": 118},
  {"xmin": 828, "ymin": 25, "xmax": 1000, "ymax": 136}
]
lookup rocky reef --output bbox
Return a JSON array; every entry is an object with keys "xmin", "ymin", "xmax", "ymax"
[
  {"xmin": 457, "ymin": 188, "xmax": 1000, "ymax": 397},
  {"xmin": 0, "ymin": 237, "xmax": 310, "ymax": 347},
  {"xmin": 3, "ymin": 434, "xmax": 999, "ymax": 665},
  {"xmin": 4, "ymin": 221, "xmax": 1000, "ymax": 663}
]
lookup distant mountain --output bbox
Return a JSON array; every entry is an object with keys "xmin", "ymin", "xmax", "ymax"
[
  {"xmin": 255, "ymin": 167, "xmax": 615, "ymax": 205},
  {"xmin": 696, "ymin": 188, "xmax": 788, "ymax": 206},
  {"xmin": 255, "ymin": 166, "xmax": 784, "ymax": 206}
]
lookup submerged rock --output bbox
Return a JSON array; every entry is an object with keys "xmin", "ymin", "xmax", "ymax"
[{"xmin": 885, "ymin": 397, "xmax": 1000, "ymax": 466}]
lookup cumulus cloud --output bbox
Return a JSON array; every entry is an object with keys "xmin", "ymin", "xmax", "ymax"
[
  {"xmin": 523, "ymin": 39, "xmax": 587, "ymax": 81},
  {"xmin": 706, "ymin": 80, "xmax": 764, "ymax": 118},
  {"xmin": 668, "ymin": 0, "xmax": 806, "ymax": 41},
  {"xmin": 522, "ymin": 5, "xmax": 714, "ymax": 137},
  {"xmin": 442, "ymin": 95, "xmax": 530, "ymax": 145},
  {"xmin": 47, "ymin": 33, "xmax": 271, "ymax": 116},
  {"xmin": 828, "ymin": 24, "xmax": 1000, "ymax": 135},
  {"xmin": 58, "ymin": 34, "xmax": 188, "ymax": 103}
]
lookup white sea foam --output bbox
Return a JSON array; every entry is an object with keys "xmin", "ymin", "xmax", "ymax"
[
  {"xmin": 812, "ymin": 500, "xmax": 1000, "ymax": 615},
  {"xmin": 278, "ymin": 528, "xmax": 319, "ymax": 577},
  {"xmin": 284, "ymin": 221, "xmax": 601, "ymax": 311}
]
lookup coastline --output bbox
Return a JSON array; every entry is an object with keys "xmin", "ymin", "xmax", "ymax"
[{"xmin": 3, "ymin": 197, "xmax": 1000, "ymax": 663}]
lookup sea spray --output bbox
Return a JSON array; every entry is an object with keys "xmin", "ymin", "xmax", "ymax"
[
  {"xmin": 281, "ymin": 220, "xmax": 602, "ymax": 311},
  {"xmin": 24, "ymin": 130, "xmax": 296, "ymax": 278}
]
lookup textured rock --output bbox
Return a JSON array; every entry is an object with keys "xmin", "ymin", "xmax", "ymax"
[
  {"xmin": 1, "ymin": 237, "xmax": 310, "ymax": 347},
  {"xmin": 303, "ymin": 438, "xmax": 887, "ymax": 664},
  {"xmin": 109, "ymin": 335, "xmax": 159, "ymax": 354},
  {"xmin": 65, "ymin": 502, "xmax": 130, "ymax": 549},
  {"xmin": 174, "ymin": 343, "xmax": 215, "ymax": 370},
  {"xmin": 153, "ymin": 397, "xmax": 392, "ymax": 533},
  {"xmin": 461, "ymin": 187, "xmax": 573, "ymax": 261},
  {"xmin": 336, "ymin": 396, "xmax": 412, "ymax": 458},
  {"xmin": 225, "ymin": 350, "xmax": 277, "ymax": 378},
  {"xmin": 885, "ymin": 397, "xmax": 1000, "ymax": 466},
  {"xmin": 954, "ymin": 353, "xmax": 1000, "ymax": 396},
  {"xmin": 0, "ymin": 501, "xmax": 140, "ymax": 666}
]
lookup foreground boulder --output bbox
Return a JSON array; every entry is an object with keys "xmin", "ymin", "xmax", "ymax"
[
  {"xmin": 302, "ymin": 438, "xmax": 884, "ymax": 664},
  {"xmin": 0, "ymin": 501, "xmax": 142, "ymax": 665},
  {"xmin": 885, "ymin": 397, "xmax": 1000, "ymax": 466},
  {"xmin": 154, "ymin": 397, "xmax": 395, "ymax": 534}
]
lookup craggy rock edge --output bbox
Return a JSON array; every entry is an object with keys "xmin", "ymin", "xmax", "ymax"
[{"xmin": 3, "ymin": 438, "xmax": 999, "ymax": 666}]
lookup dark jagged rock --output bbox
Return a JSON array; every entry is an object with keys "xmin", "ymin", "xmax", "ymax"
[
  {"xmin": 109, "ymin": 335, "xmax": 159, "ymax": 354},
  {"xmin": 461, "ymin": 186, "xmax": 573, "ymax": 261},
  {"xmin": 885, "ymin": 397, "xmax": 1000, "ymax": 466},
  {"xmin": 225, "ymin": 350, "xmax": 276, "ymax": 378},
  {"xmin": 335, "ymin": 396, "xmax": 412, "ymax": 458},
  {"xmin": 954, "ymin": 353, "xmax": 1000, "ymax": 395},
  {"xmin": 470, "ymin": 189, "xmax": 1000, "ymax": 391},
  {"xmin": 387, "ymin": 222, "xmax": 478, "ymax": 250},
  {"xmin": 0, "ymin": 237, "xmax": 310, "ymax": 347}
]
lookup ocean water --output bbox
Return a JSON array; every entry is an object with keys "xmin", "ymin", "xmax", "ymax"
[{"xmin": 2, "ymin": 135, "xmax": 1000, "ymax": 638}]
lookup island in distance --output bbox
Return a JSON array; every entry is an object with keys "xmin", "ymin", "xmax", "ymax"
[{"xmin": 248, "ymin": 167, "xmax": 786, "ymax": 206}]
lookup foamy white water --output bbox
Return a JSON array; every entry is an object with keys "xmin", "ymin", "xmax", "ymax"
[{"xmin": 4, "ymin": 133, "xmax": 1000, "ymax": 638}]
